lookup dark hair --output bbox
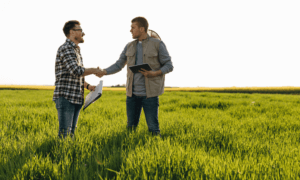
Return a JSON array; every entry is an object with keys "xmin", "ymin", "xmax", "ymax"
[
  {"xmin": 63, "ymin": 20, "xmax": 80, "ymax": 37},
  {"xmin": 131, "ymin": 17, "xmax": 148, "ymax": 33}
]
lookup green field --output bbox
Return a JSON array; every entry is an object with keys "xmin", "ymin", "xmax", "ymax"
[{"xmin": 1, "ymin": 90, "xmax": 300, "ymax": 179}]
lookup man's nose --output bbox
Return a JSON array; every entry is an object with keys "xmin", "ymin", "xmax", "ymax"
[{"xmin": 82, "ymin": 32, "xmax": 85, "ymax": 36}]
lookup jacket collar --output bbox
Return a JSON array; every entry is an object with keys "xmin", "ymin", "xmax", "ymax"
[
  {"xmin": 135, "ymin": 34, "xmax": 150, "ymax": 42},
  {"xmin": 144, "ymin": 34, "xmax": 150, "ymax": 41},
  {"xmin": 135, "ymin": 34, "xmax": 150, "ymax": 44}
]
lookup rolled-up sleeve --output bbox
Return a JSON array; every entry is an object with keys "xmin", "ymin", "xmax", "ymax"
[
  {"xmin": 60, "ymin": 47, "xmax": 85, "ymax": 77},
  {"xmin": 159, "ymin": 41, "xmax": 173, "ymax": 75},
  {"xmin": 105, "ymin": 44, "xmax": 128, "ymax": 75}
]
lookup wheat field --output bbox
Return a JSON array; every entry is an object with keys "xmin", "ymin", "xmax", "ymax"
[
  {"xmin": 1, "ymin": 85, "xmax": 300, "ymax": 94},
  {"xmin": 1, "ymin": 89, "xmax": 300, "ymax": 179}
]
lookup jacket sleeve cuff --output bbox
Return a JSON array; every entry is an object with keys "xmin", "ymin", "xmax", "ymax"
[{"xmin": 160, "ymin": 67, "xmax": 167, "ymax": 75}]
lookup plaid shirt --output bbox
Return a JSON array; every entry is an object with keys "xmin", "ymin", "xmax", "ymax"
[{"xmin": 53, "ymin": 39, "xmax": 85, "ymax": 104}]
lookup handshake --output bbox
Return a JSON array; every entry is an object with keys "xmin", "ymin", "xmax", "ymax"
[{"xmin": 94, "ymin": 67, "xmax": 107, "ymax": 78}]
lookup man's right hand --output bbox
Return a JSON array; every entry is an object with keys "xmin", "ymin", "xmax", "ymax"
[{"xmin": 95, "ymin": 67, "xmax": 107, "ymax": 78}]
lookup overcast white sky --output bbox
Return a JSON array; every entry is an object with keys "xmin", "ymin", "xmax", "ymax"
[{"xmin": 1, "ymin": 0, "xmax": 299, "ymax": 87}]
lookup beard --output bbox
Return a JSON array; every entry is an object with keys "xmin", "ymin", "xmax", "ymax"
[
  {"xmin": 75, "ymin": 36, "xmax": 84, "ymax": 43},
  {"xmin": 132, "ymin": 33, "xmax": 140, "ymax": 39},
  {"xmin": 133, "ymin": 35, "xmax": 139, "ymax": 40}
]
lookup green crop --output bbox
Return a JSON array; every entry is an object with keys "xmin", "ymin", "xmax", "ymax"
[{"xmin": 1, "ymin": 90, "xmax": 300, "ymax": 179}]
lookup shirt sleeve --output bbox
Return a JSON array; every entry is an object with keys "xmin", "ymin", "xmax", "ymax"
[
  {"xmin": 60, "ymin": 47, "xmax": 85, "ymax": 77},
  {"xmin": 105, "ymin": 44, "xmax": 128, "ymax": 75},
  {"xmin": 158, "ymin": 41, "xmax": 173, "ymax": 75}
]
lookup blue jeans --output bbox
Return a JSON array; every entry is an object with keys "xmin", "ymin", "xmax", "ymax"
[
  {"xmin": 126, "ymin": 94, "xmax": 160, "ymax": 133},
  {"xmin": 55, "ymin": 97, "xmax": 82, "ymax": 138}
]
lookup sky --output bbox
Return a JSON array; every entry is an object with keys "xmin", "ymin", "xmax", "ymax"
[{"xmin": 1, "ymin": 0, "xmax": 300, "ymax": 87}]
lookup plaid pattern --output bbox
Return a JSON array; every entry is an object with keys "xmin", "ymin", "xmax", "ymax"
[{"xmin": 53, "ymin": 39, "xmax": 85, "ymax": 104}]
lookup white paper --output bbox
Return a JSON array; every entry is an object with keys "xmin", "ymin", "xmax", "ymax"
[{"xmin": 83, "ymin": 80, "xmax": 103, "ymax": 110}]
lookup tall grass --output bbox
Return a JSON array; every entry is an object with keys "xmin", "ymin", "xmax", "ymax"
[{"xmin": 1, "ymin": 90, "xmax": 300, "ymax": 179}]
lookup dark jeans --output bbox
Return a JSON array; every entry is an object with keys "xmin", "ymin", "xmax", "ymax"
[
  {"xmin": 55, "ymin": 97, "xmax": 82, "ymax": 138},
  {"xmin": 126, "ymin": 94, "xmax": 160, "ymax": 133}
]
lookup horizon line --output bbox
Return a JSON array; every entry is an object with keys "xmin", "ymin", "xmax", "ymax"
[{"xmin": 1, "ymin": 84, "xmax": 300, "ymax": 88}]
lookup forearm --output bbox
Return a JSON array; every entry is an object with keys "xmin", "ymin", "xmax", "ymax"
[
  {"xmin": 141, "ymin": 69, "xmax": 162, "ymax": 78},
  {"xmin": 105, "ymin": 63, "xmax": 125, "ymax": 75},
  {"xmin": 82, "ymin": 68, "xmax": 98, "ymax": 76},
  {"xmin": 154, "ymin": 70, "xmax": 162, "ymax": 77},
  {"xmin": 84, "ymin": 81, "xmax": 97, "ymax": 91}
]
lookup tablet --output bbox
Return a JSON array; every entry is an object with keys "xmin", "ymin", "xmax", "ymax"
[{"xmin": 129, "ymin": 63, "xmax": 152, "ymax": 73}]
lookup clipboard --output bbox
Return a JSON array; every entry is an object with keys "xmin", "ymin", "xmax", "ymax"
[
  {"xmin": 83, "ymin": 80, "xmax": 103, "ymax": 111},
  {"xmin": 129, "ymin": 63, "xmax": 152, "ymax": 73}
]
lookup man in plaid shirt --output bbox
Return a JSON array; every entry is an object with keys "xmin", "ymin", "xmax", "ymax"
[{"xmin": 53, "ymin": 20, "xmax": 102, "ymax": 138}]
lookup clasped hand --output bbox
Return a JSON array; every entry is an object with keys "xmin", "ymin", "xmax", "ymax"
[
  {"xmin": 94, "ymin": 67, "xmax": 158, "ymax": 78},
  {"xmin": 94, "ymin": 67, "xmax": 107, "ymax": 78}
]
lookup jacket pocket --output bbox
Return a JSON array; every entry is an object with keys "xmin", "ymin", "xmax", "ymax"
[
  {"xmin": 148, "ymin": 76, "xmax": 162, "ymax": 95},
  {"xmin": 147, "ymin": 51, "xmax": 158, "ymax": 57},
  {"xmin": 146, "ymin": 51, "xmax": 160, "ymax": 70},
  {"xmin": 126, "ymin": 51, "xmax": 135, "ymax": 66},
  {"xmin": 148, "ymin": 76, "xmax": 161, "ymax": 84}
]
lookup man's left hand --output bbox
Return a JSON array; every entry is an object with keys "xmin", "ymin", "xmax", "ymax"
[
  {"xmin": 139, "ymin": 68, "xmax": 159, "ymax": 78},
  {"xmin": 88, "ymin": 85, "xmax": 96, "ymax": 91}
]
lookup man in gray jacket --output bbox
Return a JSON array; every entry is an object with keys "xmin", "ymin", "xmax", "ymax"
[{"xmin": 97, "ymin": 17, "xmax": 173, "ymax": 136}]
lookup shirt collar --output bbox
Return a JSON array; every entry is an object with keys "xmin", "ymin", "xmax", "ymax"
[{"xmin": 66, "ymin": 38, "xmax": 80, "ymax": 49}]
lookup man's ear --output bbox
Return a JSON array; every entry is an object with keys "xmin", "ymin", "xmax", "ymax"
[
  {"xmin": 140, "ymin": 27, "xmax": 145, "ymax": 33},
  {"xmin": 69, "ymin": 29, "xmax": 74, "ymax": 37}
]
